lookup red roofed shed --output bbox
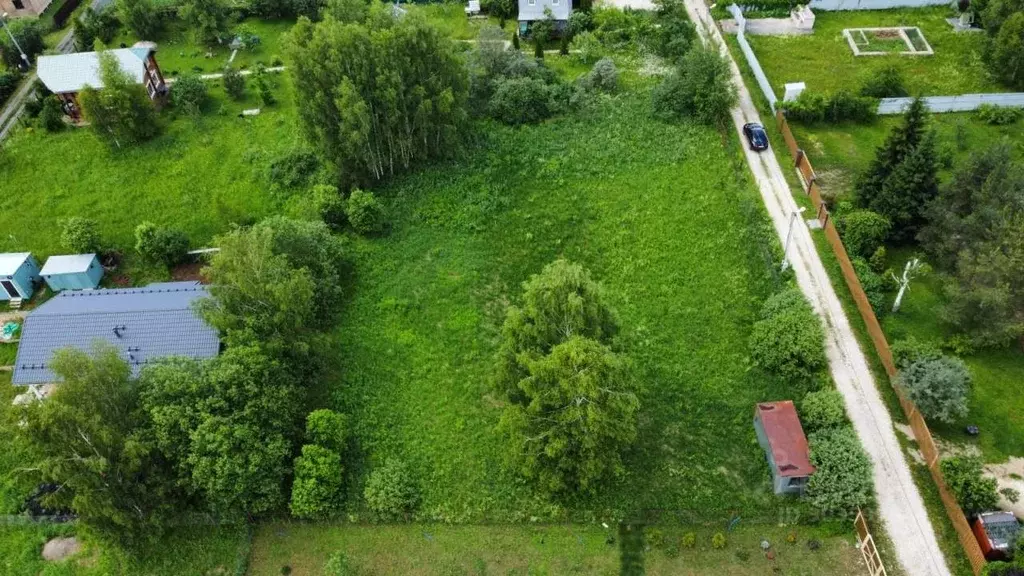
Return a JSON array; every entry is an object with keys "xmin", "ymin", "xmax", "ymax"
[{"xmin": 753, "ymin": 401, "xmax": 815, "ymax": 495}]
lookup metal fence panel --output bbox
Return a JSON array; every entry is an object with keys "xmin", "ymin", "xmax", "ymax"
[
  {"xmin": 810, "ymin": 0, "xmax": 948, "ymax": 10},
  {"xmin": 879, "ymin": 93, "xmax": 1024, "ymax": 114},
  {"xmin": 729, "ymin": 5, "xmax": 779, "ymax": 111}
]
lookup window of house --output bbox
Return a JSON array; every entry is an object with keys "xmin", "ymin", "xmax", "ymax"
[
  {"xmin": 788, "ymin": 476, "xmax": 808, "ymax": 487},
  {"xmin": 552, "ymin": 0, "xmax": 559, "ymax": 5},
  {"xmin": 528, "ymin": 0, "xmax": 535, "ymax": 5},
  {"xmin": 13, "ymin": 0, "xmax": 26, "ymax": 9}
]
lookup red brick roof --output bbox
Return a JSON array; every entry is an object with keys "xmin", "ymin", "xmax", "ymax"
[{"xmin": 757, "ymin": 401, "xmax": 815, "ymax": 477}]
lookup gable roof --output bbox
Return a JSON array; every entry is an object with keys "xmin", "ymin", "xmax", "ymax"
[
  {"xmin": 756, "ymin": 401, "xmax": 816, "ymax": 477},
  {"xmin": 37, "ymin": 47, "xmax": 152, "ymax": 95},
  {"xmin": 0, "ymin": 253, "xmax": 32, "ymax": 276},
  {"xmin": 12, "ymin": 281, "xmax": 219, "ymax": 385},
  {"xmin": 40, "ymin": 254, "xmax": 98, "ymax": 276},
  {"xmin": 519, "ymin": 0, "xmax": 571, "ymax": 21}
]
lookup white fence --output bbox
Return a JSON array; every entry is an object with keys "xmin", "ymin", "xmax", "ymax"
[
  {"xmin": 728, "ymin": 4, "xmax": 779, "ymax": 111},
  {"xmin": 809, "ymin": 0, "xmax": 949, "ymax": 10},
  {"xmin": 878, "ymin": 93, "xmax": 1024, "ymax": 114}
]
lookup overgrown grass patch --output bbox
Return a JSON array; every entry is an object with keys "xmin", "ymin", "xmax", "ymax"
[
  {"xmin": 248, "ymin": 521, "xmax": 865, "ymax": 576},
  {"xmin": 318, "ymin": 91, "xmax": 825, "ymax": 524},
  {"xmin": 745, "ymin": 7, "xmax": 999, "ymax": 97}
]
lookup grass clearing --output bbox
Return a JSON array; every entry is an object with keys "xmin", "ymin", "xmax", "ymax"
[
  {"xmin": 249, "ymin": 521, "xmax": 865, "ymax": 576},
  {"xmin": 408, "ymin": 2, "xmax": 502, "ymax": 40},
  {"xmin": 745, "ymin": 7, "xmax": 999, "ymax": 97},
  {"xmin": 0, "ymin": 76, "xmax": 298, "ymax": 278}
]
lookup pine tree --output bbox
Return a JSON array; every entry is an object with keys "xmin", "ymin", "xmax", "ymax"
[
  {"xmin": 512, "ymin": 31, "xmax": 520, "ymax": 50},
  {"xmin": 857, "ymin": 97, "xmax": 927, "ymax": 209}
]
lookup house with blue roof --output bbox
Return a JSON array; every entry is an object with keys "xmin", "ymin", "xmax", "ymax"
[
  {"xmin": 36, "ymin": 44, "xmax": 168, "ymax": 121},
  {"xmin": 12, "ymin": 281, "xmax": 220, "ymax": 386}
]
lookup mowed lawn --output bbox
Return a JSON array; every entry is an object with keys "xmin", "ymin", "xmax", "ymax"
[
  {"xmin": 746, "ymin": 7, "xmax": 1001, "ymax": 98},
  {"xmin": 0, "ymin": 77, "xmax": 299, "ymax": 269},
  {"xmin": 320, "ymin": 92, "xmax": 802, "ymax": 524},
  {"xmin": 249, "ymin": 522, "xmax": 866, "ymax": 576}
]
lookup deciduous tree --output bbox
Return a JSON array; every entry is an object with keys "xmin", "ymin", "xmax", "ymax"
[
  {"xmin": 78, "ymin": 51, "xmax": 159, "ymax": 148},
  {"xmin": 806, "ymin": 426, "xmax": 874, "ymax": 516},
  {"xmin": 178, "ymin": 0, "xmax": 233, "ymax": 47},
  {"xmin": 118, "ymin": 0, "xmax": 162, "ymax": 40}
]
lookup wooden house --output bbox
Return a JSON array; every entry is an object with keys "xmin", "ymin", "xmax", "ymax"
[{"xmin": 36, "ymin": 44, "xmax": 167, "ymax": 120}]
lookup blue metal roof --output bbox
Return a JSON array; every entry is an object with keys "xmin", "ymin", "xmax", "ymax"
[{"xmin": 12, "ymin": 282, "xmax": 220, "ymax": 385}]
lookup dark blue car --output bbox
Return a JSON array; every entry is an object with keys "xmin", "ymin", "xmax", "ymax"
[{"xmin": 743, "ymin": 122, "xmax": 769, "ymax": 151}]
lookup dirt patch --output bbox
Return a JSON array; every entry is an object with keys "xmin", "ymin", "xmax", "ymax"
[
  {"xmin": 109, "ymin": 273, "xmax": 133, "ymax": 287},
  {"xmin": 42, "ymin": 537, "xmax": 81, "ymax": 561},
  {"xmin": 171, "ymin": 261, "xmax": 207, "ymax": 283},
  {"xmin": 985, "ymin": 457, "xmax": 1024, "ymax": 517}
]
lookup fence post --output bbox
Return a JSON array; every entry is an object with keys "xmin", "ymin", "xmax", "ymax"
[{"xmin": 795, "ymin": 148, "xmax": 805, "ymax": 168}]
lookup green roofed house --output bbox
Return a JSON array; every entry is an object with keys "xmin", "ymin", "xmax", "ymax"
[
  {"xmin": 754, "ymin": 401, "xmax": 816, "ymax": 495},
  {"xmin": 0, "ymin": 253, "xmax": 41, "ymax": 302}
]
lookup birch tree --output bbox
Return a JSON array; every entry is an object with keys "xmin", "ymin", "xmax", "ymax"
[
  {"xmin": 285, "ymin": 9, "xmax": 469, "ymax": 187},
  {"xmin": 891, "ymin": 258, "xmax": 927, "ymax": 313},
  {"xmin": 79, "ymin": 51, "xmax": 159, "ymax": 148}
]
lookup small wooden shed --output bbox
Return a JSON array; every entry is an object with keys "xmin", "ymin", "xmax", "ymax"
[
  {"xmin": 41, "ymin": 254, "xmax": 103, "ymax": 292},
  {"xmin": 0, "ymin": 253, "xmax": 41, "ymax": 301},
  {"xmin": 754, "ymin": 401, "xmax": 816, "ymax": 495},
  {"xmin": 972, "ymin": 511, "xmax": 1020, "ymax": 561}
]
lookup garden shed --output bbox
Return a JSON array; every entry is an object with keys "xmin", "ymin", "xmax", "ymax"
[
  {"xmin": 0, "ymin": 253, "xmax": 41, "ymax": 301},
  {"xmin": 972, "ymin": 511, "xmax": 1020, "ymax": 561},
  {"xmin": 754, "ymin": 401, "xmax": 815, "ymax": 495},
  {"xmin": 40, "ymin": 254, "xmax": 103, "ymax": 292}
]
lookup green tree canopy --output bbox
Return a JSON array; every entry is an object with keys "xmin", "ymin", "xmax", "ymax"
[
  {"xmin": 284, "ymin": 10, "xmax": 469, "ymax": 186},
  {"xmin": 78, "ymin": 51, "xmax": 159, "ymax": 148},
  {"xmin": 990, "ymin": 12, "xmax": 1024, "ymax": 90},
  {"xmin": 18, "ymin": 344, "xmax": 179, "ymax": 539},
  {"xmin": 651, "ymin": 45, "xmax": 736, "ymax": 126},
  {"xmin": 806, "ymin": 426, "xmax": 874, "ymax": 516},
  {"xmin": 498, "ymin": 336, "xmax": 639, "ymax": 496},
  {"xmin": 496, "ymin": 259, "xmax": 619, "ymax": 402},
  {"xmin": 289, "ymin": 444, "xmax": 344, "ymax": 519},
  {"xmin": 941, "ymin": 456, "xmax": 1000, "ymax": 515},
  {"xmin": 179, "ymin": 0, "xmax": 233, "ymax": 47},
  {"xmin": 0, "ymin": 18, "xmax": 44, "ymax": 70},
  {"xmin": 118, "ymin": 0, "xmax": 162, "ymax": 40},
  {"xmin": 897, "ymin": 356, "xmax": 972, "ymax": 424}
]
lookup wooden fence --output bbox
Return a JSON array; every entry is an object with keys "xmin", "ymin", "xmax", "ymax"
[
  {"xmin": 855, "ymin": 509, "xmax": 888, "ymax": 576},
  {"xmin": 774, "ymin": 109, "xmax": 988, "ymax": 575}
]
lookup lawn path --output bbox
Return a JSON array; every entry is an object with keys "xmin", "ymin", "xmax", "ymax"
[{"xmin": 684, "ymin": 1, "xmax": 951, "ymax": 575}]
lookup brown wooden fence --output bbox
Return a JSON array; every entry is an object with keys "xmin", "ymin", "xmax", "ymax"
[
  {"xmin": 855, "ymin": 509, "xmax": 889, "ymax": 576},
  {"xmin": 774, "ymin": 109, "xmax": 988, "ymax": 575}
]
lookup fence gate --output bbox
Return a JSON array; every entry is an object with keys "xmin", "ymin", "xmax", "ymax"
[{"xmin": 855, "ymin": 510, "xmax": 888, "ymax": 576}]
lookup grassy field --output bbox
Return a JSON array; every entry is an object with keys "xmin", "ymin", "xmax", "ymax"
[
  {"xmin": 0, "ymin": 75, "xmax": 297, "ymax": 278},
  {"xmin": 249, "ymin": 522, "xmax": 866, "ymax": 576},
  {"xmin": 113, "ymin": 18, "xmax": 295, "ymax": 76},
  {"xmin": 745, "ymin": 7, "xmax": 1001, "ymax": 98},
  {"xmin": 316, "ymin": 86, "xmax": 823, "ymax": 525},
  {"xmin": 409, "ymin": 2, "xmax": 502, "ymax": 40}
]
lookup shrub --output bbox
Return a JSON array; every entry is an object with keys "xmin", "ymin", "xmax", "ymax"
[
  {"xmin": 171, "ymin": 73, "xmax": 208, "ymax": 115},
  {"xmin": 290, "ymin": 444, "xmax": 344, "ymax": 519},
  {"xmin": 568, "ymin": 10, "xmax": 593, "ymax": 36},
  {"xmin": 488, "ymin": 77, "xmax": 552, "ymax": 125},
  {"xmin": 838, "ymin": 209, "xmax": 890, "ymax": 258},
  {"xmin": 868, "ymin": 246, "xmax": 887, "ymax": 273},
  {"xmin": 652, "ymin": 46, "xmax": 736, "ymax": 126},
  {"xmin": 0, "ymin": 19, "xmax": 44, "ymax": 70},
  {"xmin": 571, "ymin": 31, "xmax": 604, "ymax": 65},
  {"xmin": 896, "ymin": 355, "xmax": 971, "ymax": 424},
  {"xmin": 784, "ymin": 91, "xmax": 829, "ymax": 123},
  {"xmin": 323, "ymin": 552, "xmax": 358, "ymax": 576},
  {"xmin": 580, "ymin": 57, "xmax": 618, "ymax": 93},
  {"xmin": 60, "ymin": 217, "xmax": 102, "ymax": 254},
  {"xmin": 786, "ymin": 90, "xmax": 877, "ymax": 124},
  {"xmin": 800, "ymin": 389, "xmax": 847, "ymax": 432},
  {"xmin": 681, "ymin": 532, "xmax": 696, "ymax": 548},
  {"xmin": 311, "ymin": 184, "xmax": 347, "ymax": 230},
  {"xmin": 645, "ymin": 527, "xmax": 665, "ymax": 548},
  {"xmin": 306, "ymin": 409, "xmax": 348, "ymax": 453},
  {"xmin": 806, "ymin": 426, "xmax": 874, "ymax": 516},
  {"xmin": 852, "ymin": 257, "xmax": 887, "ymax": 316},
  {"xmin": 711, "ymin": 532, "xmax": 726, "ymax": 549},
  {"xmin": 39, "ymin": 96, "xmax": 65, "ymax": 132},
  {"xmin": 940, "ymin": 456, "xmax": 999, "ymax": 515},
  {"xmin": 976, "ymin": 104, "xmax": 1023, "ymax": 125},
  {"xmin": 345, "ymin": 189, "xmax": 384, "ymax": 235},
  {"xmin": 269, "ymin": 148, "xmax": 319, "ymax": 188},
  {"xmin": 134, "ymin": 222, "xmax": 190, "ymax": 267},
  {"xmin": 989, "ymin": 12, "xmax": 1024, "ymax": 90},
  {"xmin": 0, "ymin": 71, "xmax": 20, "ymax": 108},
  {"xmin": 364, "ymin": 458, "xmax": 419, "ymax": 520},
  {"xmin": 223, "ymin": 65, "xmax": 246, "ymax": 100},
  {"xmin": 891, "ymin": 336, "xmax": 942, "ymax": 369},
  {"xmin": 749, "ymin": 288, "xmax": 826, "ymax": 386},
  {"xmin": 860, "ymin": 65, "xmax": 908, "ymax": 98}
]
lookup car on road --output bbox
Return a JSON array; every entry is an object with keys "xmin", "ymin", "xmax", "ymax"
[{"xmin": 742, "ymin": 123, "xmax": 769, "ymax": 151}]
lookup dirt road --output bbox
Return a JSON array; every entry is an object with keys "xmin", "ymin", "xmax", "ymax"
[{"xmin": 682, "ymin": 2, "xmax": 951, "ymax": 575}]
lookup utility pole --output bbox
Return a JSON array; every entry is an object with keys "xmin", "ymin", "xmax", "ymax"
[
  {"xmin": 1, "ymin": 12, "xmax": 30, "ymax": 71},
  {"xmin": 780, "ymin": 207, "xmax": 807, "ymax": 273}
]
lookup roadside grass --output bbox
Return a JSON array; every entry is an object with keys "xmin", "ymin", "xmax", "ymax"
[
  {"xmin": 0, "ymin": 77, "xmax": 297, "ymax": 279},
  {"xmin": 112, "ymin": 18, "xmax": 294, "ymax": 77},
  {"xmin": 407, "ymin": 2, "xmax": 502, "ymax": 40},
  {"xmin": 319, "ymin": 90, "xmax": 812, "ymax": 524},
  {"xmin": 249, "ymin": 521, "xmax": 865, "ymax": 576},
  {"xmin": 744, "ymin": 7, "xmax": 1000, "ymax": 98},
  {"xmin": 0, "ymin": 342, "xmax": 16, "ymax": 366}
]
